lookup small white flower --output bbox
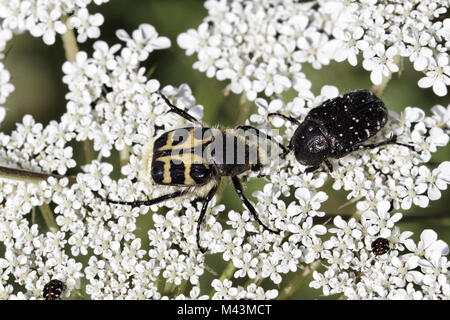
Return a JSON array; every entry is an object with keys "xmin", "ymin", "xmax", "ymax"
[
  {"xmin": 362, "ymin": 43, "xmax": 399, "ymax": 85},
  {"xmin": 332, "ymin": 27, "xmax": 364, "ymax": 66},
  {"xmin": 417, "ymin": 165, "xmax": 449, "ymax": 201},
  {"xmin": 293, "ymin": 188, "xmax": 328, "ymax": 218},
  {"xmin": 362, "ymin": 200, "xmax": 402, "ymax": 238},
  {"xmin": 30, "ymin": 9, "xmax": 67, "ymax": 45},
  {"xmin": 418, "ymin": 54, "xmax": 450, "ymax": 96},
  {"xmin": 404, "ymin": 229, "xmax": 449, "ymax": 259},
  {"xmin": 69, "ymin": 8, "xmax": 104, "ymax": 43},
  {"xmin": 116, "ymin": 24, "xmax": 171, "ymax": 61},
  {"xmin": 392, "ymin": 283, "xmax": 424, "ymax": 300},
  {"xmin": 402, "ymin": 26, "xmax": 433, "ymax": 71},
  {"xmin": 233, "ymin": 251, "xmax": 258, "ymax": 279},
  {"xmin": 396, "ymin": 177, "xmax": 429, "ymax": 210}
]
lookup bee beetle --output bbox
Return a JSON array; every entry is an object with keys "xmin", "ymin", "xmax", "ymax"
[
  {"xmin": 106, "ymin": 92, "xmax": 286, "ymax": 253},
  {"xmin": 43, "ymin": 279, "xmax": 64, "ymax": 300},
  {"xmin": 371, "ymin": 237, "xmax": 390, "ymax": 256},
  {"xmin": 268, "ymin": 90, "xmax": 413, "ymax": 172}
]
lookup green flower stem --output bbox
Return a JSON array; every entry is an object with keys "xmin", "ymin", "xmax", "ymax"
[
  {"xmin": 120, "ymin": 147, "xmax": 130, "ymax": 176},
  {"xmin": 164, "ymin": 281, "xmax": 175, "ymax": 296},
  {"xmin": 337, "ymin": 196, "xmax": 362, "ymax": 211},
  {"xmin": 204, "ymin": 263, "xmax": 219, "ymax": 277},
  {"xmin": 82, "ymin": 140, "xmax": 96, "ymax": 164},
  {"xmin": 244, "ymin": 277, "xmax": 263, "ymax": 288},
  {"xmin": 219, "ymin": 261, "xmax": 236, "ymax": 282},
  {"xmin": 157, "ymin": 277, "xmax": 166, "ymax": 295},
  {"xmin": 61, "ymin": 16, "xmax": 79, "ymax": 62},
  {"xmin": 277, "ymin": 260, "xmax": 321, "ymax": 300},
  {"xmin": 234, "ymin": 94, "xmax": 252, "ymax": 126},
  {"xmin": 40, "ymin": 203, "xmax": 59, "ymax": 232},
  {"xmin": 175, "ymin": 279, "xmax": 189, "ymax": 297},
  {"xmin": 31, "ymin": 207, "xmax": 36, "ymax": 225},
  {"xmin": 370, "ymin": 73, "xmax": 392, "ymax": 97},
  {"xmin": 61, "ymin": 16, "xmax": 96, "ymax": 165}
]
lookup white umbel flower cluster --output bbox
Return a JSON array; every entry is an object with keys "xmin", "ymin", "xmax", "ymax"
[
  {"xmin": 0, "ymin": 0, "xmax": 110, "ymax": 112},
  {"xmin": 246, "ymin": 85, "xmax": 450, "ymax": 299},
  {"xmin": 310, "ymin": 215, "xmax": 450, "ymax": 299},
  {"xmin": 0, "ymin": 13, "xmax": 283, "ymax": 298},
  {"xmin": 178, "ymin": 0, "xmax": 450, "ymax": 98},
  {"xmin": 250, "ymin": 85, "xmax": 450, "ymax": 215},
  {"xmin": 0, "ymin": 0, "xmax": 107, "ymax": 45},
  {"xmin": 0, "ymin": 1, "xmax": 448, "ymax": 300}
]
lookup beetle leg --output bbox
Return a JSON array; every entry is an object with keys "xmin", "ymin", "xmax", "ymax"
[
  {"xmin": 305, "ymin": 165, "xmax": 320, "ymax": 173},
  {"xmin": 353, "ymin": 135, "xmax": 414, "ymax": 152},
  {"xmin": 280, "ymin": 141, "xmax": 292, "ymax": 159},
  {"xmin": 236, "ymin": 125, "xmax": 288, "ymax": 157},
  {"xmin": 158, "ymin": 91, "xmax": 202, "ymax": 125},
  {"xmin": 388, "ymin": 135, "xmax": 415, "ymax": 150},
  {"xmin": 232, "ymin": 176, "xmax": 279, "ymax": 234},
  {"xmin": 324, "ymin": 159, "xmax": 334, "ymax": 172},
  {"xmin": 267, "ymin": 112, "xmax": 300, "ymax": 157},
  {"xmin": 196, "ymin": 184, "xmax": 219, "ymax": 253},
  {"xmin": 106, "ymin": 189, "xmax": 187, "ymax": 206},
  {"xmin": 267, "ymin": 113, "xmax": 301, "ymax": 125}
]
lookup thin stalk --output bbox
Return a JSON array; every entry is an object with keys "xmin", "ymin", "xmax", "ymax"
[
  {"xmin": 204, "ymin": 263, "xmax": 219, "ymax": 277},
  {"xmin": 337, "ymin": 196, "xmax": 362, "ymax": 211},
  {"xmin": 234, "ymin": 94, "xmax": 252, "ymax": 126},
  {"xmin": 157, "ymin": 276, "xmax": 166, "ymax": 296},
  {"xmin": 164, "ymin": 281, "xmax": 175, "ymax": 296},
  {"xmin": 0, "ymin": 166, "xmax": 76, "ymax": 184},
  {"xmin": 61, "ymin": 16, "xmax": 96, "ymax": 166},
  {"xmin": 219, "ymin": 261, "xmax": 236, "ymax": 282},
  {"xmin": 40, "ymin": 203, "xmax": 59, "ymax": 232},
  {"xmin": 60, "ymin": 16, "xmax": 79, "ymax": 62},
  {"xmin": 120, "ymin": 147, "xmax": 130, "ymax": 177},
  {"xmin": 82, "ymin": 140, "xmax": 96, "ymax": 164},
  {"xmin": 175, "ymin": 279, "xmax": 189, "ymax": 297},
  {"xmin": 31, "ymin": 207, "xmax": 36, "ymax": 225},
  {"xmin": 277, "ymin": 260, "xmax": 321, "ymax": 300},
  {"xmin": 244, "ymin": 277, "xmax": 263, "ymax": 288}
]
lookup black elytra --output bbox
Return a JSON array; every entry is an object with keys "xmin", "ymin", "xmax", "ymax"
[
  {"xmin": 43, "ymin": 279, "xmax": 64, "ymax": 300},
  {"xmin": 371, "ymin": 237, "xmax": 390, "ymax": 256},
  {"xmin": 269, "ymin": 90, "xmax": 414, "ymax": 172},
  {"xmin": 106, "ymin": 92, "xmax": 286, "ymax": 253}
]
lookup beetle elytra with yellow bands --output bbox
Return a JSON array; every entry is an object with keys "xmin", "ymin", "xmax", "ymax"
[{"xmin": 106, "ymin": 92, "xmax": 286, "ymax": 253}]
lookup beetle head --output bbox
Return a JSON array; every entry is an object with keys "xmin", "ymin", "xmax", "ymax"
[{"xmin": 291, "ymin": 121, "xmax": 330, "ymax": 167}]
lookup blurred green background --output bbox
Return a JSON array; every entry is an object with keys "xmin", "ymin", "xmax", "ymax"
[{"xmin": 2, "ymin": 0, "xmax": 449, "ymax": 299}]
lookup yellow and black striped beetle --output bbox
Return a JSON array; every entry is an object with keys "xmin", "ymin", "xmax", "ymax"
[{"xmin": 107, "ymin": 92, "xmax": 286, "ymax": 253}]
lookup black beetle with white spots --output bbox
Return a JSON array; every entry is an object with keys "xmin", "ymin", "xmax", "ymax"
[{"xmin": 269, "ymin": 90, "xmax": 414, "ymax": 173}]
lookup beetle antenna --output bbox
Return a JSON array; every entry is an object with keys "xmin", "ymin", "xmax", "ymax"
[
  {"xmin": 267, "ymin": 113, "xmax": 301, "ymax": 125},
  {"xmin": 157, "ymin": 91, "xmax": 202, "ymax": 125}
]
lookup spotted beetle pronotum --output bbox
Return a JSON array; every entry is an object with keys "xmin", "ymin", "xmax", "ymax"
[
  {"xmin": 106, "ymin": 92, "xmax": 286, "ymax": 253},
  {"xmin": 269, "ymin": 90, "xmax": 414, "ymax": 172}
]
